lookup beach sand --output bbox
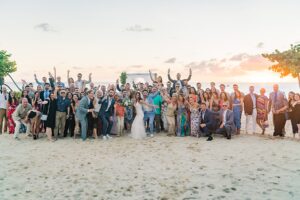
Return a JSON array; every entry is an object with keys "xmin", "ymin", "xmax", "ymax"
[{"xmin": 0, "ymin": 130, "xmax": 300, "ymax": 200}]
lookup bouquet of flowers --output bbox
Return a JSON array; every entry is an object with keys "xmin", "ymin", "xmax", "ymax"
[{"xmin": 122, "ymin": 98, "xmax": 132, "ymax": 107}]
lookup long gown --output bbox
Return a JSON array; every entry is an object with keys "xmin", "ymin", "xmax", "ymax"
[
  {"xmin": 190, "ymin": 107, "xmax": 200, "ymax": 137},
  {"xmin": 130, "ymin": 102, "xmax": 147, "ymax": 139}
]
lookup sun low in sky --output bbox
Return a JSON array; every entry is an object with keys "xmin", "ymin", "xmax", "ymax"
[{"xmin": 1, "ymin": 0, "xmax": 299, "ymax": 83}]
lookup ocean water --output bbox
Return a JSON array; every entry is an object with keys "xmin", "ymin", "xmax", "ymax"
[{"xmin": 3, "ymin": 81, "xmax": 299, "ymax": 95}]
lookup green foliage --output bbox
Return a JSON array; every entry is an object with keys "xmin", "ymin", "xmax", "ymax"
[
  {"xmin": 262, "ymin": 44, "xmax": 300, "ymax": 78},
  {"xmin": 120, "ymin": 72, "xmax": 127, "ymax": 85},
  {"xmin": 0, "ymin": 50, "xmax": 17, "ymax": 79}
]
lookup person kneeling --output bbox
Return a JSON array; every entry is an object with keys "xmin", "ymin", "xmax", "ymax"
[
  {"xmin": 13, "ymin": 98, "xmax": 32, "ymax": 140},
  {"xmin": 216, "ymin": 101, "xmax": 236, "ymax": 140},
  {"xmin": 199, "ymin": 103, "xmax": 214, "ymax": 141}
]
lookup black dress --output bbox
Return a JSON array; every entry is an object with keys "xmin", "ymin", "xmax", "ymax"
[{"xmin": 43, "ymin": 99, "xmax": 57, "ymax": 129}]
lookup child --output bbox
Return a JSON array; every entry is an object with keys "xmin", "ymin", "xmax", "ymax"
[{"xmin": 114, "ymin": 95, "xmax": 126, "ymax": 137}]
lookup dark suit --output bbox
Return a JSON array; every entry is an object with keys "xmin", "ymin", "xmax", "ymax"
[
  {"xmin": 199, "ymin": 109, "xmax": 214, "ymax": 137},
  {"xmin": 98, "ymin": 96, "xmax": 115, "ymax": 136},
  {"xmin": 243, "ymin": 93, "xmax": 258, "ymax": 115},
  {"xmin": 216, "ymin": 109, "xmax": 236, "ymax": 138},
  {"xmin": 40, "ymin": 90, "xmax": 52, "ymax": 101}
]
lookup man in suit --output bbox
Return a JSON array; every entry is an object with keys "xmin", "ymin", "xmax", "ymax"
[
  {"xmin": 243, "ymin": 86, "xmax": 258, "ymax": 134},
  {"xmin": 98, "ymin": 89, "xmax": 115, "ymax": 140},
  {"xmin": 168, "ymin": 68, "xmax": 192, "ymax": 91},
  {"xmin": 76, "ymin": 90, "xmax": 95, "ymax": 141},
  {"xmin": 199, "ymin": 102, "xmax": 214, "ymax": 141},
  {"xmin": 216, "ymin": 101, "xmax": 236, "ymax": 139},
  {"xmin": 39, "ymin": 83, "xmax": 52, "ymax": 101}
]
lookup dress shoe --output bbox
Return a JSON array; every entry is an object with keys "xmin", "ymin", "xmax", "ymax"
[{"xmin": 207, "ymin": 136, "xmax": 213, "ymax": 141}]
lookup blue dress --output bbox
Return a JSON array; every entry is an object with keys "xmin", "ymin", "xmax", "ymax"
[{"xmin": 233, "ymin": 98, "xmax": 241, "ymax": 129}]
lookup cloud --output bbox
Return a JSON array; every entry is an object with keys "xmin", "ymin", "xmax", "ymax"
[
  {"xmin": 165, "ymin": 57, "xmax": 176, "ymax": 64},
  {"xmin": 128, "ymin": 65, "xmax": 144, "ymax": 69},
  {"xmin": 229, "ymin": 53, "xmax": 250, "ymax": 61},
  {"xmin": 256, "ymin": 42, "xmax": 264, "ymax": 48},
  {"xmin": 125, "ymin": 24, "xmax": 153, "ymax": 32},
  {"xmin": 185, "ymin": 53, "xmax": 271, "ymax": 77},
  {"xmin": 34, "ymin": 23, "xmax": 56, "ymax": 32}
]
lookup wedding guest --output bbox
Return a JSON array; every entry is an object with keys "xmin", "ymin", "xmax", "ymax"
[
  {"xmin": 219, "ymin": 84, "xmax": 230, "ymax": 99},
  {"xmin": 269, "ymin": 84, "xmax": 288, "ymax": 137},
  {"xmin": 188, "ymin": 96, "xmax": 200, "ymax": 137},
  {"xmin": 256, "ymin": 88, "xmax": 269, "ymax": 135},
  {"xmin": 166, "ymin": 81, "xmax": 172, "ymax": 96},
  {"xmin": 176, "ymin": 94, "xmax": 189, "ymax": 137},
  {"xmin": 64, "ymin": 92, "xmax": 75, "ymax": 137},
  {"xmin": 287, "ymin": 91, "xmax": 298, "ymax": 135},
  {"xmin": 290, "ymin": 93, "xmax": 300, "ymax": 137},
  {"xmin": 32, "ymin": 91, "xmax": 42, "ymax": 111},
  {"xmin": 202, "ymin": 92, "xmax": 210, "ymax": 108},
  {"xmin": 142, "ymin": 89, "xmax": 157, "ymax": 137},
  {"xmin": 189, "ymin": 87, "xmax": 198, "ymax": 103},
  {"xmin": 20, "ymin": 90, "xmax": 32, "ymax": 105},
  {"xmin": 152, "ymin": 87, "xmax": 164, "ymax": 133},
  {"xmin": 196, "ymin": 82, "xmax": 204, "ymax": 97},
  {"xmin": 71, "ymin": 94, "xmax": 80, "ymax": 136},
  {"xmin": 199, "ymin": 102, "xmax": 214, "ymax": 141},
  {"xmin": 34, "ymin": 74, "xmax": 47, "ymax": 89},
  {"xmin": 232, "ymin": 90, "xmax": 243, "ymax": 135},
  {"xmin": 67, "ymin": 70, "xmax": 75, "ymax": 87},
  {"xmin": 149, "ymin": 70, "xmax": 163, "ymax": 88},
  {"xmin": 13, "ymin": 98, "xmax": 32, "ymax": 140},
  {"xmin": 54, "ymin": 89, "xmax": 70, "ymax": 139},
  {"xmin": 219, "ymin": 92, "xmax": 229, "ymax": 108},
  {"xmin": 210, "ymin": 82, "xmax": 220, "ymax": 95},
  {"xmin": 6, "ymin": 91, "xmax": 18, "ymax": 134},
  {"xmin": 0, "ymin": 86, "xmax": 8, "ymax": 134},
  {"xmin": 74, "ymin": 73, "xmax": 92, "ymax": 92},
  {"xmin": 123, "ymin": 91, "xmax": 134, "ymax": 133},
  {"xmin": 27, "ymin": 109, "xmax": 41, "ymax": 140},
  {"xmin": 39, "ymin": 83, "xmax": 51, "ymax": 101},
  {"xmin": 87, "ymin": 95, "xmax": 98, "ymax": 139},
  {"xmin": 230, "ymin": 84, "xmax": 244, "ymax": 109},
  {"xmin": 168, "ymin": 68, "xmax": 192, "ymax": 90},
  {"xmin": 163, "ymin": 94, "xmax": 177, "ymax": 136},
  {"xmin": 55, "ymin": 76, "xmax": 65, "ymax": 88},
  {"xmin": 244, "ymin": 86, "xmax": 258, "ymax": 134},
  {"xmin": 160, "ymin": 87, "xmax": 170, "ymax": 132},
  {"xmin": 98, "ymin": 89, "xmax": 115, "ymax": 140},
  {"xmin": 216, "ymin": 101, "xmax": 236, "ymax": 139},
  {"xmin": 210, "ymin": 92, "xmax": 220, "ymax": 112},
  {"xmin": 43, "ymin": 92, "xmax": 57, "ymax": 142},
  {"xmin": 114, "ymin": 95, "xmax": 126, "ymax": 137},
  {"xmin": 76, "ymin": 90, "xmax": 95, "ymax": 141}
]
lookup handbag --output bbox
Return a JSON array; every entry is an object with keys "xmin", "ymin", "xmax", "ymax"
[{"xmin": 41, "ymin": 101, "xmax": 51, "ymax": 121}]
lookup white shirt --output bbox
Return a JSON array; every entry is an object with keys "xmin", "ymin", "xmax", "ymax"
[
  {"xmin": 250, "ymin": 93, "xmax": 256, "ymax": 109},
  {"xmin": 223, "ymin": 109, "xmax": 228, "ymax": 125},
  {"xmin": 105, "ymin": 97, "xmax": 112, "ymax": 112},
  {"xmin": 94, "ymin": 97, "xmax": 101, "ymax": 112},
  {"xmin": 75, "ymin": 80, "xmax": 84, "ymax": 89},
  {"xmin": 0, "ymin": 92, "xmax": 8, "ymax": 109}
]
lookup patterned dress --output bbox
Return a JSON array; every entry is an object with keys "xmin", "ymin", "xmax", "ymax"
[
  {"xmin": 176, "ymin": 104, "xmax": 189, "ymax": 136},
  {"xmin": 7, "ymin": 102, "xmax": 18, "ymax": 134},
  {"xmin": 190, "ymin": 107, "xmax": 200, "ymax": 137},
  {"xmin": 256, "ymin": 95, "xmax": 268, "ymax": 121}
]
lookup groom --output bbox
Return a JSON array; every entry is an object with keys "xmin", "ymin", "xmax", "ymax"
[{"xmin": 98, "ymin": 89, "xmax": 115, "ymax": 140}]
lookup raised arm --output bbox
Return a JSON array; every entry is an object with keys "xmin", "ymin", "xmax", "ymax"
[
  {"xmin": 34, "ymin": 74, "xmax": 42, "ymax": 85},
  {"xmin": 67, "ymin": 70, "xmax": 71, "ymax": 86},
  {"xmin": 85, "ymin": 73, "xmax": 92, "ymax": 84},
  {"xmin": 116, "ymin": 79, "xmax": 121, "ymax": 92},
  {"xmin": 53, "ymin": 66, "xmax": 57, "ymax": 82},
  {"xmin": 167, "ymin": 68, "xmax": 175, "ymax": 82},
  {"xmin": 184, "ymin": 68, "xmax": 192, "ymax": 81}
]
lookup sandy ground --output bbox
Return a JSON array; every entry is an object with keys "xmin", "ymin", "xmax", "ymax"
[{"xmin": 0, "ymin": 130, "xmax": 300, "ymax": 200}]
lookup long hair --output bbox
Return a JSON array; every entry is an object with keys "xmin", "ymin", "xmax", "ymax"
[
  {"xmin": 8, "ymin": 91, "xmax": 18, "ymax": 105},
  {"xmin": 135, "ymin": 91, "xmax": 142, "ymax": 102}
]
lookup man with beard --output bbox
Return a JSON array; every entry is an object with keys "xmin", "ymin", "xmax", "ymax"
[{"xmin": 98, "ymin": 89, "xmax": 115, "ymax": 140}]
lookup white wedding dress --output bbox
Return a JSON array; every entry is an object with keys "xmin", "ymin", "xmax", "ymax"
[{"xmin": 130, "ymin": 102, "xmax": 147, "ymax": 139}]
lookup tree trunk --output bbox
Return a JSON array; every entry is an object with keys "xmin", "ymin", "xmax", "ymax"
[{"xmin": 0, "ymin": 76, "xmax": 4, "ymax": 86}]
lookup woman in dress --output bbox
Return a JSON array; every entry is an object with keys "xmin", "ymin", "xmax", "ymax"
[
  {"xmin": 202, "ymin": 92, "xmax": 210, "ymax": 108},
  {"xmin": 291, "ymin": 93, "xmax": 300, "ymax": 138},
  {"xmin": 130, "ymin": 92, "xmax": 156, "ymax": 139},
  {"xmin": 219, "ymin": 92, "xmax": 228, "ymax": 108},
  {"xmin": 149, "ymin": 70, "xmax": 163, "ymax": 89},
  {"xmin": 232, "ymin": 90, "xmax": 243, "ymax": 135},
  {"xmin": 256, "ymin": 88, "xmax": 269, "ymax": 135},
  {"xmin": 176, "ymin": 94, "xmax": 189, "ymax": 137},
  {"xmin": 189, "ymin": 87, "xmax": 198, "ymax": 103},
  {"xmin": 64, "ymin": 93, "xmax": 76, "ymax": 137},
  {"xmin": 287, "ymin": 91, "xmax": 298, "ymax": 136},
  {"xmin": 87, "ymin": 95, "xmax": 98, "ymax": 139},
  {"xmin": 124, "ymin": 91, "xmax": 134, "ymax": 133},
  {"xmin": 188, "ymin": 96, "xmax": 200, "ymax": 137},
  {"xmin": 209, "ymin": 92, "xmax": 220, "ymax": 131},
  {"xmin": 6, "ymin": 91, "xmax": 18, "ymax": 134},
  {"xmin": 42, "ymin": 90, "xmax": 57, "ymax": 142},
  {"xmin": 72, "ymin": 94, "xmax": 80, "ymax": 137},
  {"xmin": 160, "ymin": 87, "xmax": 170, "ymax": 132},
  {"xmin": 162, "ymin": 93, "xmax": 178, "ymax": 136}
]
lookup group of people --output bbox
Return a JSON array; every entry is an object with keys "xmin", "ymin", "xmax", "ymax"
[{"xmin": 0, "ymin": 67, "xmax": 300, "ymax": 142}]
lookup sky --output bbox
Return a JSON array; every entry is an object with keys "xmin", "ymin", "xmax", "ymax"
[{"xmin": 1, "ymin": 0, "xmax": 300, "ymax": 84}]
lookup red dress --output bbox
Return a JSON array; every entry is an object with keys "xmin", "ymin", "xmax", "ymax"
[{"xmin": 7, "ymin": 101, "xmax": 18, "ymax": 134}]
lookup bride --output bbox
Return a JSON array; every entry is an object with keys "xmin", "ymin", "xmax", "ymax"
[{"xmin": 130, "ymin": 92, "xmax": 156, "ymax": 139}]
